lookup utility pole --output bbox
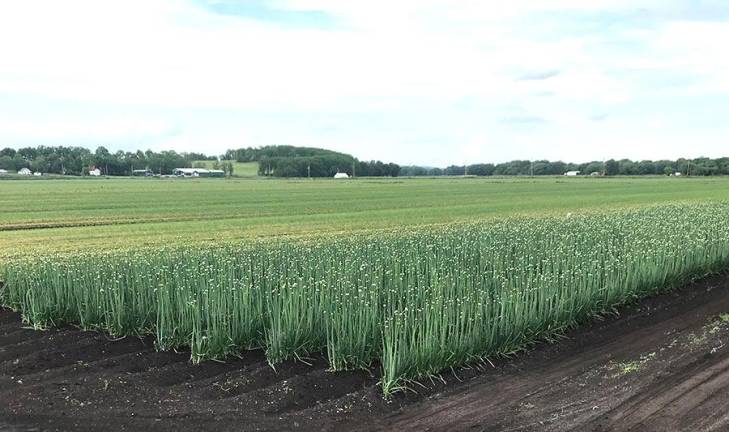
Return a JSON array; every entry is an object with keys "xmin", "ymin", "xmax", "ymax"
[
  {"xmin": 307, "ymin": 164, "xmax": 311, "ymax": 179},
  {"xmin": 464, "ymin": 162, "xmax": 468, "ymax": 177},
  {"xmin": 687, "ymin": 159, "xmax": 691, "ymax": 177},
  {"xmin": 530, "ymin": 160, "xmax": 534, "ymax": 177},
  {"xmin": 352, "ymin": 161, "xmax": 356, "ymax": 178}
]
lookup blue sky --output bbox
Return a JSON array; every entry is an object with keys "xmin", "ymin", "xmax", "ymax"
[{"xmin": 0, "ymin": 0, "xmax": 728, "ymax": 165}]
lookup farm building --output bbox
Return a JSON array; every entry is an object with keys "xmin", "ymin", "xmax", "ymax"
[
  {"xmin": 18, "ymin": 168, "xmax": 32, "ymax": 176},
  {"xmin": 0, "ymin": 169, "xmax": 7, "ymax": 176},
  {"xmin": 173, "ymin": 168, "xmax": 225, "ymax": 178},
  {"xmin": 33, "ymin": 172, "xmax": 42, "ymax": 176},
  {"xmin": 564, "ymin": 171, "xmax": 580, "ymax": 176},
  {"xmin": 334, "ymin": 172, "xmax": 349, "ymax": 179},
  {"xmin": 133, "ymin": 169, "xmax": 154, "ymax": 177},
  {"xmin": 89, "ymin": 168, "xmax": 102, "ymax": 176}
]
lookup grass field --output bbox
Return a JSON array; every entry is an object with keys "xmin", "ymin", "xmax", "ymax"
[
  {"xmin": 1, "ymin": 176, "xmax": 729, "ymax": 259},
  {"xmin": 3, "ymin": 176, "xmax": 729, "ymax": 393},
  {"xmin": 194, "ymin": 160, "xmax": 259, "ymax": 176}
]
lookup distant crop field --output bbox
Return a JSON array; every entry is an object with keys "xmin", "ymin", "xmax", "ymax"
[
  {"xmin": 1, "ymin": 176, "xmax": 729, "ymax": 259},
  {"xmin": 194, "ymin": 160, "xmax": 259, "ymax": 177}
]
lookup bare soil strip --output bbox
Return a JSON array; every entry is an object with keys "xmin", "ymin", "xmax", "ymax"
[{"xmin": 3, "ymin": 273, "xmax": 729, "ymax": 431}]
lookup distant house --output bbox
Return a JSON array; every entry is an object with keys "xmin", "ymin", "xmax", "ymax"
[
  {"xmin": 18, "ymin": 168, "xmax": 32, "ymax": 176},
  {"xmin": 173, "ymin": 168, "xmax": 225, "ymax": 178},
  {"xmin": 89, "ymin": 168, "xmax": 102, "ymax": 176},
  {"xmin": 590, "ymin": 171, "xmax": 601, "ymax": 176},
  {"xmin": 33, "ymin": 171, "xmax": 42, "ymax": 176},
  {"xmin": 674, "ymin": 172, "xmax": 683, "ymax": 177},
  {"xmin": 133, "ymin": 169, "xmax": 154, "ymax": 177},
  {"xmin": 564, "ymin": 171, "xmax": 580, "ymax": 176},
  {"xmin": 0, "ymin": 169, "xmax": 7, "ymax": 176},
  {"xmin": 334, "ymin": 172, "xmax": 349, "ymax": 179}
]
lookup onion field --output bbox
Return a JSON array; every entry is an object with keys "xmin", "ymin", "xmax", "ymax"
[
  {"xmin": 2, "ymin": 176, "xmax": 729, "ymax": 260},
  {"xmin": 3, "ymin": 181, "xmax": 729, "ymax": 393}
]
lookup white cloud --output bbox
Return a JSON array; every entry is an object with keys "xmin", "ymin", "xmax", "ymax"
[{"xmin": 0, "ymin": 0, "xmax": 727, "ymax": 165}]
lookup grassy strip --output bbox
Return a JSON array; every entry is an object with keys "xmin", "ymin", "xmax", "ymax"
[{"xmin": 3, "ymin": 203, "xmax": 729, "ymax": 394}]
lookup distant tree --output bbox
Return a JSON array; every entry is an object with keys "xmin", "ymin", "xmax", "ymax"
[
  {"xmin": 0, "ymin": 148, "xmax": 16, "ymax": 158},
  {"xmin": 584, "ymin": 162, "xmax": 604, "ymax": 175},
  {"xmin": 637, "ymin": 160, "xmax": 656, "ymax": 175},
  {"xmin": 445, "ymin": 165, "xmax": 465, "ymax": 176},
  {"xmin": 0, "ymin": 155, "xmax": 14, "ymax": 170},
  {"xmin": 467, "ymin": 163, "xmax": 495, "ymax": 176}
]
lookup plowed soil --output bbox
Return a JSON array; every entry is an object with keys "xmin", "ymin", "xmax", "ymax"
[{"xmin": 3, "ymin": 272, "xmax": 729, "ymax": 431}]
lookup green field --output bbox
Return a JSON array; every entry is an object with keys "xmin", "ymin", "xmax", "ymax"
[
  {"xmin": 3, "ymin": 176, "xmax": 729, "ymax": 393},
  {"xmin": 1, "ymin": 176, "xmax": 729, "ymax": 259},
  {"xmin": 194, "ymin": 160, "xmax": 259, "ymax": 177}
]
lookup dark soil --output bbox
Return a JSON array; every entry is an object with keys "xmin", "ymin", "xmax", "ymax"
[{"xmin": 3, "ymin": 273, "xmax": 729, "ymax": 431}]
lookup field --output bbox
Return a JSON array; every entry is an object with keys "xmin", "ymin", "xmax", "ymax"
[
  {"xmin": 193, "ymin": 160, "xmax": 259, "ymax": 177},
  {"xmin": 2, "ymin": 176, "xmax": 729, "ymax": 259},
  {"xmin": 3, "ymin": 176, "xmax": 729, "ymax": 430}
]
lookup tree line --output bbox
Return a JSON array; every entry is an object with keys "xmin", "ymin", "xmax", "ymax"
[
  {"xmin": 0, "ymin": 146, "xmax": 200, "ymax": 176},
  {"xmin": 3, "ymin": 145, "xmax": 728, "ymax": 178},
  {"xmin": 225, "ymin": 145, "xmax": 400, "ymax": 178},
  {"xmin": 401, "ymin": 157, "xmax": 729, "ymax": 177},
  {"xmin": 257, "ymin": 155, "xmax": 400, "ymax": 177},
  {"xmin": 224, "ymin": 145, "xmax": 352, "ymax": 162}
]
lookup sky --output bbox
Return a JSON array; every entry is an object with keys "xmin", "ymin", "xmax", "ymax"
[{"xmin": 0, "ymin": 0, "xmax": 728, "ymax": 166}]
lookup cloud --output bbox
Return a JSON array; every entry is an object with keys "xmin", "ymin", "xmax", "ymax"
[
  {"xmin": 501, "ymin": 115, "xmax": 547, "ymax": 124},
  {"xmin": 0, "ymin": 0, "xmax": 728, "ymax": 165},
  {"xmin": 517, "ymin": 70, "xmax": 561, "ymax": 81},
  {"xmin": 195, "ymin": 0, "xmax": 336, "ymax": 27}
]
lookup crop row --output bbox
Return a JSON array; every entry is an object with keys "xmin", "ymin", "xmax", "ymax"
[{"xmin": 2, "ymin": 203, "xmax": 729, "ymax": 393}]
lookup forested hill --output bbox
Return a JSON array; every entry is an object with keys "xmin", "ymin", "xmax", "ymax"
[
  {"xmin": 222, "ymin": 145, "xmax": 352, "ymax": 162},
  {"xmin": 223, "ymin": 145, "xmax": 400, "ymax": 178}
]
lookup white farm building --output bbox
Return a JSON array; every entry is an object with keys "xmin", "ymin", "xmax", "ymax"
[
  {"xmin": 18, "ymin": 168, "xmax": 32, "ymax": 176},
  {"xmin": 173, "ymin": 168, "xmax": 225, "ymax": 178},
  {"xmin": 0, "ymin": 169, "xmax": 7, "ymax": 176},
  {"xmin": 89, "ymin": 168, "xmax": 102, "ymax": 176},
  {"xmin": 334, "ymin": 172, "xmax": 349, "ymax": 179},
  {"xmin": 564, "ymin": 171, "xmax": 580, "ymax": 176}
]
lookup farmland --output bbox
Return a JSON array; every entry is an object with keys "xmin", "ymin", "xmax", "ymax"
[
  {"xmin": 2, "ymin": 176, "xmax": 729, "ymax": 259},
  {"xmin": 193, "ymin": 160, "xmax": 259, "ymax": 177},
  {"xmin": 3, "ymin": 175, "xmax": 729, "ymax": 429}
]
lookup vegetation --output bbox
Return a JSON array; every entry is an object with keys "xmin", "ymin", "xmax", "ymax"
[
  {"xmin": 222, "ymin": 145, "xmax": 400, "ymax": 178},
  {"xmin": 0, "ymin": 146, "xmax": 200, "ymax": 176},
  {"xmin": 4, "ymin": 145, "xmax": 729, "ymax": 178},
  {"xmin": 401, "ymin": 157, "xmax": 729, "ymax": 177},
  {"xmin": 3, "ymin": 177, "xmax": 729, "ymax": 259},
  {"xmin": 258, "ymin": 156, "xmax": 400, "ymax": 178},
  {"xmin": 3, "ymin": 203, "xmax": 729, "ymax": 394},
  {"xmin": 193, "ymin": 160, "xmax": 259, "ymax": 177},
  {"xmin": 223, "ymin": 145, "xmax": 353, "ymax": 162}
]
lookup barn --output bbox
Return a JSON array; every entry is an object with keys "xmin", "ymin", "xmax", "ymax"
[{"xmin": 173, "ymin": 168, "xmax": 225, "ymax": 178}]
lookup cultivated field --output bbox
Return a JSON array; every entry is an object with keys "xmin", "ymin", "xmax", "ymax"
[
  {"xmin": 2, "ymin": 176, "xmax": 729, "ymax": 258},
  {"xmin": 3, "ymin": 175, "xmax": 729, "ymax": 430},
  {"xmin": 193, "ymin": 160, "xmax": 259, "ymax": 177},
  {"xmin": 3, "ymin": 176, "xmax": 729, "ymax": 396}
]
